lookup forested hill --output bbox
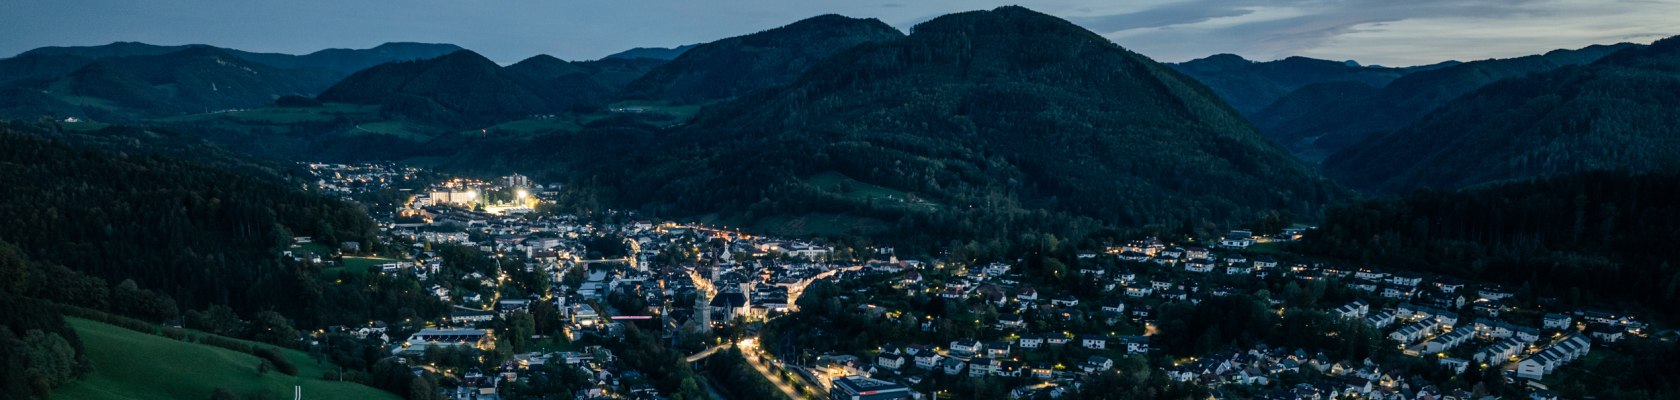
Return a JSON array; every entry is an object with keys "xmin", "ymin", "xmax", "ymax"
[
  {"xmin": 1298, "ymin": 170, "xmax": 1680, "ymax": 319},
  {"xmin": 1167, "ymin": 54, "xmax": 1412, "ymax": 116},
  {"xmin": 1252, "ymin": 42, "xmax": 1637, "ymax": 160},
  {"xmin": 619, "ymin": 14, "xmax": 905, "ymax": 104},
  {"xmin": 504, "ymin": 54, "xmax": 649, "ymax": 111},
  {"xmin": 316, "ymin": 50, "xmax": 558, "ymax": 127},
  {"xmin": 0, "ymin": 124, "xmax": 376, "ymax": 322},
  {"xmin": 0, "ymin": 42, "xmax": 461, "ymax": 122},
  {"xmin": 1, "ymin": 46, "xmax": 341, "ymax": 121},
  {"xmin": 562, "ymin": 6, "xmax": 1342, "ymax": 244},
  {"xmin": 1324, "ymin": 35, "xmax": 1680, "ymax": 192}
]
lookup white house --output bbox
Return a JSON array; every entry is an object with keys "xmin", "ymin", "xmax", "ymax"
[{"xmin": 1080, "ymin": 335, "xmax": 1108, "ymax": 350}]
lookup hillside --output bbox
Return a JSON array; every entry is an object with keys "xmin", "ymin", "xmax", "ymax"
[
  {"xmin": 619, "ymin": 14, "xmax": 905, "ymax": 103},
  {"xmin": 316, "ymin": 50, "xmax": 557, "ymax": 127},
  {"xmin": 504, "ymin": 55, "xmax": 629, "ymax": 110},
  {"xmin": 0, "ymin": 126, "xmax": 380, "ymax": 325},
  {"xmin": 1253, "ymin": 42, "xmax": 1637, "ymax": 160},
  {"xmin": 1297, "ymin": 170, "xmax": 1680, "ymax": 318},
  {"xmin": 569, "ymin": 6, "xmax": 1341, "ymax": 243},
  {"xmin": 1168, "ymin": 54, "xmax": 1410, "ymax": 116},
  {"xmin": 1324, "ymin": 36, "xmax": 1680, "ymax": 192},
  {"xmin": 1, "ymin": 46, "xmax": 340, "ymax": 120},
  {"xmin": 55, "ymin": 318, "xmax": 398, "ymax": 400},
  {"xmin": 231, "ymin": 42, "xmax": 462, "ymax": 74}
]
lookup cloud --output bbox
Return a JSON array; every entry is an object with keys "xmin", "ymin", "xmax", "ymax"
[
  {"xmin": 1067, "ymin": 3, "xmax": 1254, "ymax": 32},
  {"xmin": 1078, "ymin": 0, "xmax": 1677, "ymax": 65}
]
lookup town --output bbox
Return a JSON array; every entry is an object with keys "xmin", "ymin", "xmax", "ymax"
[{"xmin": 287, "ymin": 162, "xmax": 1666, "ymax": 400}]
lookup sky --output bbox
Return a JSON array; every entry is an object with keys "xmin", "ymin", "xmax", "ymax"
[{"xmin": 2, "ymin": 0, "xmax": 1676, "ymax": 67}]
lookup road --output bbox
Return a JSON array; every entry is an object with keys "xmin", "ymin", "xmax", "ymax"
[
  {"xmin": 739, "ymin": 341, "xmax": 808, "ymax": 400},
  {"xmin": 686, "ymin": 342, "xmax": 732, "ymax": 362}
]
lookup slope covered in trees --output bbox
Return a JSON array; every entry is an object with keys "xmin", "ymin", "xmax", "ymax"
[
  {"xmin": 1298, "ymin": 171, "xmax": 1680, "ymax": 319},
  {"xmin": 558, "ymin": 6, "xmax": 1342, "ymax": 245},
  {"xmin": 1253, "ymin": 43, "xmax": 1636, "ymax": 160},
  {"xmin": 1325, "ymin": 36, "xmax": 1680, "ymax": 192},
  {"xmin": 316, "ymin": 50, "xmax": 558, "ymax": 127},
  {"xmin": 619, "ymin": 14, "xmax": 905, "ymax": 104},
  {"xmin": 0, "ymin": 47, "xmax": 341, "ymax": 121},
  {"xmin": 0, "ymin": 125, "xmax": 380, "ymax": 324}
]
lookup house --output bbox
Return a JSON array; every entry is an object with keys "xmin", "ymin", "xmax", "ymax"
[
  {"xmin": 941, "ymin": 358, "xmax": 966, "ymax": 375},
  {"xmin": 449, "ymin": 307, "xmax": 497, "ymax": 325},
  {"xmin": 1050, "ymin": 296, "xmax": 1080, "ymax": 307},
  {"xmin": 951, "ymin": 339, "xmax": 984, "ymax": 356},
  {"xmin": 1184, "ymin": 247, "xmax": 1211, "ymax": 260},
  {"xmin": 914, "ymin": 353, "xmax": 945, "ymax": 370},
  {"xmin": 1478, "ymin": 286, "xmax": 1514, "ymax": 301},
  {"xmin": 1514, "ymin": 334, "xmax": 1591, "ymax": 380},
  {"xmin": 1018, "ymin": 334, "xmax": 1044, "ymax": 350},
  {"xmin": 1184, "ymin": 259, "xmax": 1215, "ymax": 273},
  {"xmin": 1588, "ymin": 324, "xmax": 1626, "ymax": 343},
  {"xmin": 980, "ymin": 262, "xmax": 1012, "ymax": 277},
  {"xmin": 968, "ymin": 357, "xmax": 998, "ymax": 377},
  {"xmin": 1335, "ymin": 300, "xmax": 1370, "ymax": 319},
  {"xmin": 1080, "ymin": 335, "xmax": 1109, "ymax": 350},
  {"xmin": 1388, "ymin": 319, "xmax": 1440, "ymax": 343},
  {"xmin": 1045, "ymin": 333, "xmax": 1072, "ymax": 346},
  {"xmin": 1423, "ymin": 328, "xmax": 1474, "ymax": 353},
  {"xmin": 1016, "ymin": 288, "xmax": 1039, "ymax": 302},
  {"xmin": 997, "ymin": 313, "xmax": 1026, "ymax": 329},
  {"xmin": 1438, "ymin": 357, "xmax": 1469, "ymax": 374},
  {"xmin": 1225, "ymin": 264, "xmax": 1253, "ymax": 275},
  {"xmin": 1543, "ymin": 313, "xmax": 1573, "ymax": 330},
  {"xmin": 1125, "ymin": 286, "xmax": 1153, "ymax": 298},
  {"xmin": 1118, "ymin": 336, "xmax": 1150, "ymax": 354},
  {"xmin": 1474, "ymin": 338, "xmax": 1526, "ymax": 365},
  {"xmin": 1219, "ymin": 230, "xmax": 1255, "ymax": 249},
  {"xmin": 877, "ymin": 352, "xmax": 907, "ymax": 370},
  {"xmin": 1380, "ymin": 285, "xmax": 1416, "ymax": 300},
  {"xmin": 987, "ymin": 342, "xmax": 1013, "ymax": 359},
  {"xmin": 1389, "ymin": 274, "xmax": 1424, "ymax": 287},
  {"xmin": 1365, "ymin": 309, "xmax": 1397, "ymax": 329},
  {"xmin": 1101, "ymin": 301, "xmax": 1127, "ymax": 315},
  {"xmin": 1085, "ymin": 356, "xmax": 1115, "ymax": 372}
]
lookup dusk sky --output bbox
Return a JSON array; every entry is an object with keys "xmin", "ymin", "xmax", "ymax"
[{"xmin": 4, "ymin": 0, "xmax": 1676, "ymax": 66}]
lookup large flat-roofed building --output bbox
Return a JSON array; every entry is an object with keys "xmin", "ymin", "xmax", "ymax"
[
  {"xmin": 395, "ymin": 329, "xmax": 492, "ymax": 354},
  {"xmin": 830, "ymin": 375, "xmax": 912, "ymax": 400}
]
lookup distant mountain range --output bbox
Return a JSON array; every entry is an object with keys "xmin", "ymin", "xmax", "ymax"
[
  {"xmin": 1324, "ymin": 36, "xmax": 1680, "ymax": 192},
  {"xmin": 1250, "ymin": 43, "xmax": 1636, "ymax": 161},
  {"xmin": 0, "ymin": 42, "xmax": 461, "ymax": 120},
  {"xmin": 603, "ymin": 44, "xmax": 697, "ymax": 61},
  {"xmin": 1168, "ymin": 54, "xmax": 1442, "ymax": 117}
]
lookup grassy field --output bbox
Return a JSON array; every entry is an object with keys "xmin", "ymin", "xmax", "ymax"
[
  {"xmin": 804, "ymin": 171, "xmax": 938, "ymax": 211},
  {"xmin": 327, "ymin": 256, "xmax": 399, "ymax": 276},
  {"xmin": 288, "ymin": 242, "xmax": 330, "ymax": 257},
  {"xmin": 54, "ymin": 318, "xmax": 399, "ymax": 400}
]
